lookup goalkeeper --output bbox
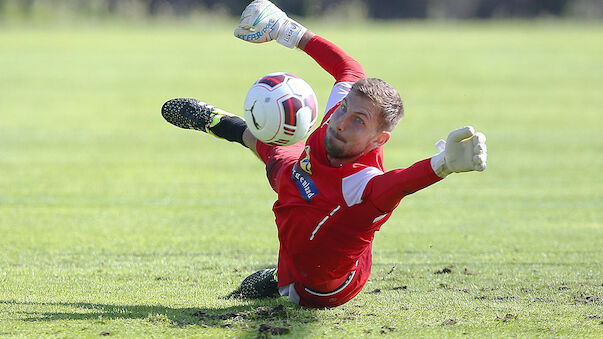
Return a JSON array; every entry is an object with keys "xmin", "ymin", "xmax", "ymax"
[{"xmin": 162, "ymin": 0, "xmax": 488, "ymax": 308}]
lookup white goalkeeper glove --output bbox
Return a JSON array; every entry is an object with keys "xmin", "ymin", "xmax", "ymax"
[
  {"xmin": 234, "ymin": 0, "xmax": 307, "ymax": 49},
  {"xmin": 430, "ymin": 126, "xmax": 488, "ymax": 178}
]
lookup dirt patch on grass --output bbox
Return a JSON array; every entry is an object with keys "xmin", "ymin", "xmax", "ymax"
[
  {"xmin": 258, "ymin": 305, "xmax": 288, "ymax": 319},
  {"xmin": 366, "ymin": 286, "xmax": 408, "ymax": 294},
  {"xmin": 476, "ymin": 295, "xmax": 519, "ymax": 302},
  {"xmin": 462, "ymin": 268, "xmax": 476, "ymax": 275},
  {"xmin": 496, "ymin": 313, "xmax": 516, "ymax": 322},
  {"xmin": 435, "ymin": 266, "xmax": 453, "ymax": 274},
  {"xmin": 442, "ymin": 319, "xmax": 457, "ymax": 326},
  {"xmin": 574, "ymin": 294, "xmax": 600, "ymax": 304},
  {"xmin": 380, "ymin": 325, "xmax": 396, "ymax": 334},
  {"xmin": 190, "ymin": 305, "xmax": 298, "ymax": 336},
  {"xmin": 193, "ymin": 305, "xmax": 288, "ymax": 322},
  {"xmin": 258, "ymin": 323, "xmax": 290, "ymax": 336}
]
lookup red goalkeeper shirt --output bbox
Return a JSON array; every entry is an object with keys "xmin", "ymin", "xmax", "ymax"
[{"xmin": 274, "ymin": 35, "xmax": 442, "ymax": 293}]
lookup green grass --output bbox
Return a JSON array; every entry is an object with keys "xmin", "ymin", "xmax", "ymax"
[{"xmin": 1, "ymin": 20, "xmax": 602, "ymax": 337}]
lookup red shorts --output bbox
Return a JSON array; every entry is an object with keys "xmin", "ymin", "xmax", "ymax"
[{"xmin": 281, "ymin": 247, "xmax": 372, "ymax": 308}]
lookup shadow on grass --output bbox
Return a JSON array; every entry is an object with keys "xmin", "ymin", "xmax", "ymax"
[{"xmin": 2, "ymin": 298, "xmax": 317, "ymax": 336}]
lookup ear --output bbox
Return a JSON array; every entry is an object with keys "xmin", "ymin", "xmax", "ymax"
[{"xmin": 373, "ymin": 131, "xmax": 391, "ymax": 147}]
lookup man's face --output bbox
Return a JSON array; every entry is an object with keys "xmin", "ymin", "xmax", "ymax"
[{"xmin": 324, "ymin": 92, "xmax": 390, "ymax": 164}]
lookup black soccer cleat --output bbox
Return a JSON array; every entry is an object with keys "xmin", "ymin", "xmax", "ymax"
[
  {"xmin": 235, "ymin": 268, "xmax": 279, "ymax": 299},
  {"xmin": 161, "ymin": 98, "xmax": 225, "ymax": 133}
]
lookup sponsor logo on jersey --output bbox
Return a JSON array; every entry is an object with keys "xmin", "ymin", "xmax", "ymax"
[
  {"xmin": 299, "ymin": 145, "xmax": 312, "ymax": 175},
  {"xmin": 292, "ymin": 163, "xmax": 318, "ymax": 202}
]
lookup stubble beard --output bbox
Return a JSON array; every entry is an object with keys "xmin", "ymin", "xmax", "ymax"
[
  {"xmin": 324, "ymin": 133, "xmax": 364, "ymax": 163},
  {"xmin": 324, "ymin": 134, "xmax": 343, "ymax": 157}
]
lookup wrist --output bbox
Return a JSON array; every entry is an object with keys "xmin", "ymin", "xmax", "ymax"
[
  {"xmin": 276, "ymin": 18, "xmax": 307, "ymax": 49},
  {"xmin": 430, "ymin": 152, "xmax": 451, "ymax": 178},
  {"xmin": 297, "ymin": 30, "xmax": 315, "ymax": 50}
]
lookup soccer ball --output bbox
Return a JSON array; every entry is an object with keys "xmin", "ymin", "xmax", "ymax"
[{"xmin": 244, "ymin": 72, "xmax": 318, "ymax": 146}]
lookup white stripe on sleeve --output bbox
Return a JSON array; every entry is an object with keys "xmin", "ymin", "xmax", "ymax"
[{"xmin": 341, "ymin": 167, "xmax": 384, "ymax": 207}]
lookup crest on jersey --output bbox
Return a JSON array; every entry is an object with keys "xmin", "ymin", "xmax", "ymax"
[{"xmin": 299, "ymin": 145, "xmax": 312, "ymax": 175}]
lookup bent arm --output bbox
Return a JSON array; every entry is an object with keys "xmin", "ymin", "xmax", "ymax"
[
  {"xmin": 363, "ymin": 158, "xmax": 443, "ymax": 213},
  {"xmin": 298, "ymin": 31, "xmax": 366, "ymax": 84}
]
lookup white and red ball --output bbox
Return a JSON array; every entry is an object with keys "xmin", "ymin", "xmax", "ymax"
[{"xmin": 244, "ymin": 72, "xmax": 318, "ymax": 146}]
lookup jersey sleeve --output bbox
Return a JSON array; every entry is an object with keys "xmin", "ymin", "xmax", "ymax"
[
  {"xmin": 303, "ymin": 35, "xmax": 366, "ymax": 114},
  {"xmin": 303, "ymin": 35, "xmax": 366, "ymax": 84},
  {"xmin": 362, "ymin": 158, "xmax": 443, "ymax": 213}
]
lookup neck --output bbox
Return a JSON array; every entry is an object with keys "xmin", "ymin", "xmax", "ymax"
[{"xmin": 326, "ymin": 154, "xmax": 361, "ymax": 167}]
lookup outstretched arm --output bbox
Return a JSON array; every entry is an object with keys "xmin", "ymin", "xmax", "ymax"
[
  {"xmin": 299, "ymin": 31, "xmax": 365, "ymax": 115},
  {"xmin": 363, "ymin": 159, "xmax": 442, "ymax": 213},
  {"xmin": 298, "ymin": 32, "xmax": 365, "ymax": 84},
  {"xmin": 364, "ymin": 126, "xmax": 488, "ymax": 212}
]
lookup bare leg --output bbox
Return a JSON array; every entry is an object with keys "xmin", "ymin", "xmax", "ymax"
[{"xmin": 242, "ymin": 128, "xmax": 259, "ymax": 158}]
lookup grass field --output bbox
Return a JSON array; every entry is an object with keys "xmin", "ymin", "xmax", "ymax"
[{"xmin": 1, "ymin": 19, "xmax": 602, "ymax": 337}]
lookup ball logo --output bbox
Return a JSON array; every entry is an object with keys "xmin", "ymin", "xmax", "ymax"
[{"xmin": 247, "ymin": 101, "xmax": 262, "ymax": 129}]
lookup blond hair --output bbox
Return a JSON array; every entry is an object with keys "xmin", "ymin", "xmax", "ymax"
[{"xmin": 350, "ymin": 78, "xmax": 404, "ymax": 131}]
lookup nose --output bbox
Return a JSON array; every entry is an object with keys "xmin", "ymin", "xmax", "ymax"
[{"xmin": 332, "ymin": 113, "xmax": 345, "ymax": 132}]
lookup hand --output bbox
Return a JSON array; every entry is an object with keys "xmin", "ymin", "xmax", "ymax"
[
  {"xmin": 430, "ymin": 126, "xmax": 487, "ymax": 178},
  {"xmin": 234, "ymin": 0, "xmax": 307, "ymax": 49}
]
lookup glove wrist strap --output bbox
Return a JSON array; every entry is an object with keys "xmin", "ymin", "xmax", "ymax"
[
  {"xmin": 430, "ymin": 152, "xmax": 451, "ymax": 178},
  {"xmin": 276, "ymin": 18, "xmax": 307, "ymax": 49}
]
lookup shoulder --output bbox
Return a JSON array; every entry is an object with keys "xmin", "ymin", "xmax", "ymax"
[{"xmin": 341, "ymin": 166, "xmax": 384, "ymax": 207}]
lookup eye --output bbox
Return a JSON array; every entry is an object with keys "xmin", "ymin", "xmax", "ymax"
[
  {"xmin": 354, "ymin": 116, "xmax": 365, "ymax": 125},
  {"xmin": 340, "ymin": 103, "xmax": 347, "ymax": 113}
]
